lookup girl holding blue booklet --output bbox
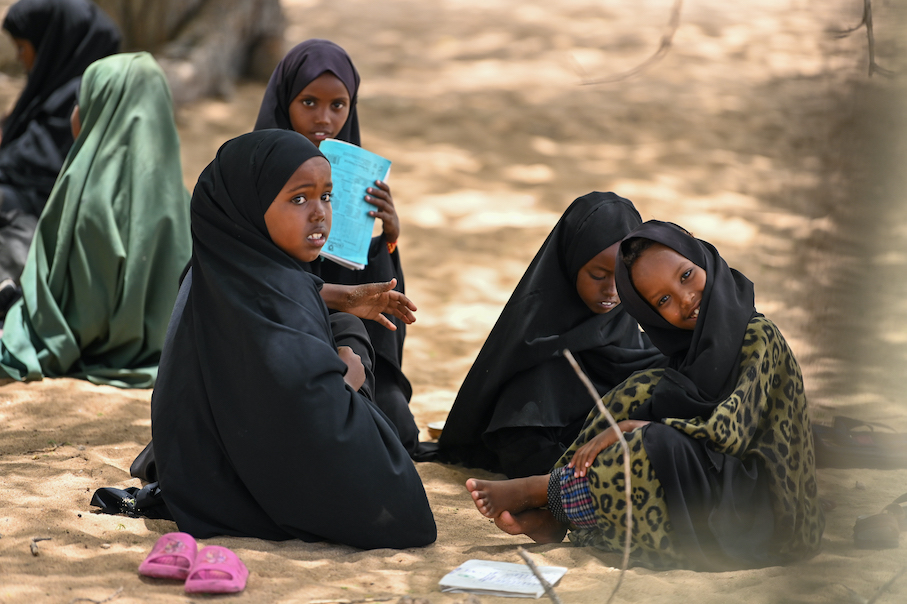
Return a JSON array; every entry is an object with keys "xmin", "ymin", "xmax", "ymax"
[
  {"xmin": 151, "ymin": 129, "xmax": 436, "ymax": 548},
  {"xmin": 255, "ymin": 40, "xmax": 431, "ymax": 459}
]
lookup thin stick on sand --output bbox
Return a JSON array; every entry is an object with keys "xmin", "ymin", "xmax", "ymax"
[
  {"xmin": 866, "ymin": 565, "xmax": 907, "ymax": 604},
  {"xmin": 563, "ymin": 349, "xmax": 631, "ymax": 604},
  {"xmin": 309, "ymin": 599, "xmax": 394, "ymax": 604},
  {"xmin": 67, "ymin": 586, "xmax": 124, "ymax": 604},
  {"xmin": 517, "ymin": 547, "xmax": 564, "ymax": 604},
  {"xmin": 29, "ymin": 536, "xmax": 51, "ymax": 556}
]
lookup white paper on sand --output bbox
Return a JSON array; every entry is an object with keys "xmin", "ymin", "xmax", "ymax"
[{"xmin": 438, "ymin": 559, "xmax": 568, "ymax": 599}]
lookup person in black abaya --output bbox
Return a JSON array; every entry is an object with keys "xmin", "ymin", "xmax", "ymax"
[
  {"xmin": 0, "ymin": 0, "xmax": 120, "ymax": 301},
  {"xmin": 150, "ymin": 129, "xmax": 436, "ymax": 549},
  {"xmin": 254, "ymin": 39, "xmax": 428, "ymax": 459},
  {"xmin": 463, "ymin": 221, "xmax": 824, "ymax": 570},
  {"xmin": 438, "ymin": 193, "xmax": 665, "ymax": 478}
]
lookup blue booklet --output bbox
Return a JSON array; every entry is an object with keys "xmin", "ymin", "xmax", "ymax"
[{"xmin": 318, "ymin": 139, "xmax": 392, "ymax": 270}]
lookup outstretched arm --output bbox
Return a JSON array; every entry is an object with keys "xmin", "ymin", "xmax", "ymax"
[
  {"xmin": 567, "ymin": 420, "xmax": 650, "ymax": 477},
  {"xmin": 319, "ymin": 279, "xmax": 416, "ymax": 330}
]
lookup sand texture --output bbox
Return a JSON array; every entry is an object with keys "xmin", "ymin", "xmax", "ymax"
[{"xmin": 2, "ymin": 0, "xmax": 907, "ymax": 602}]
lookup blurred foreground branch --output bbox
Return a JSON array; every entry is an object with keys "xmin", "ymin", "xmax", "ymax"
[
  {"xmin": 563, "ymin": 349, "xmax": 630, "ymax": 604},
  {"xmin": 517, "ymin": 548, "xmax": 564, "ymax": 604},
  {"xmin": 575, "ymin": 0, "xmax": 683, "ymax": 85},
  {"xmin": 834, "ymin": 0, "xmax": 894, "ymax": 77}
]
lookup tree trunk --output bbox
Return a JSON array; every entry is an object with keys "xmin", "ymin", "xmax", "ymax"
[{"xmin": 95, "ymin": 0, "xmax": 285, "ymax": 103}]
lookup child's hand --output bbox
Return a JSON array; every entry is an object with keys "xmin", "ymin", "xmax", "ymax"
[
  {"xmin": 344, "ymin": 279, "xmax": 416, "ymax": 330},
  {"xmin": 567, "ymin": 420, "xmax": 650, "ymax": 477},
  {"xmin": 337, "ymin": 346, "xmax": 366, "ymax": 391},
  {"xmin": 365, "ymin": 180, "xmax": 400, "ymax": 244}
]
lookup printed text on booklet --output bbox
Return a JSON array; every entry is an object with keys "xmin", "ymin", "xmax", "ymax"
[{"xmin": 318, "ymin": 139, "xmax": 392, "ymax": 270}]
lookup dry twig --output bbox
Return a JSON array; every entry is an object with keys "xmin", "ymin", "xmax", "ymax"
[
  {"xmin": 309, "ymin": 598, "xmax": 394, "ymax": 604},
  {"xmin": 834, "ymin": 0, "xmax": 894, "ymax": 77},
  {"xmin": 517, "ymin": 547, "xmax": 564, "ymax": 604},
  {"xmin": 564, "ymin": 349, "xmax": 631, "ymax": 604},
  {"xmin": 866, "ymin": 565, "xmax": 907, "ymax": 604},
  {"xmin": 67, "ymin": 586, "xmax": 123, "ymax": 604},
  {"xmin": 575, "ymin": 0, "xmax": 683, "ymax": 85},
  {"xmin": 29, "ymin": 536, "xmax": 51, "ymax": 556}
]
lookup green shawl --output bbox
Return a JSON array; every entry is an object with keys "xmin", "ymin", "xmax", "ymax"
[{"xmin": 0, "ymin": 52, "xmax": 191, "ymax": 388}]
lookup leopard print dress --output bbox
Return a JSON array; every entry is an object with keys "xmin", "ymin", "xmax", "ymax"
[{"xmin": 554, "ymin": 316, "xmax": 825, "ymax": 569}]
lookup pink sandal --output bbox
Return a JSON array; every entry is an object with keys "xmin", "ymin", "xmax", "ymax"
[
  {"xmin": 184, "ymin": 545, "xmax": 249, "ymax": 594},
  {"xmin": 138, "ymin": 532, "xmax": 198, "ymax": 580}
]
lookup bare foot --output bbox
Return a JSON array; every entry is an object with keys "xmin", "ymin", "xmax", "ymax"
[
  {"xmin": 465, "ymin": 475, "xmax": 550, "ymax": 518},
  {"xmin": 495, "ymin": 509, "xmax": 568, "ymax": 544}
]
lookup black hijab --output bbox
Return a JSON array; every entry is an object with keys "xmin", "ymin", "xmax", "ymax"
[
  {"xmin": 254, "ymin": 39, "xmax": 360, "ymax": 146},
  {"xmin": 253, "ymin": 39, "xmax": 411, "ymax": 443},
  {"xmin": 150, "ymin": 130, "xmax": 435, "ymax": 549},
  {"xmin": 438, "ymin": 193, "xmax": 665, "ymax": 470},
  {"xmin": 0, "ymin": 0, "xmax": 120, "ymax": 213},
  {"xmin": 616, "ymin": 220, "xmax": 757, "ymax": 420}
]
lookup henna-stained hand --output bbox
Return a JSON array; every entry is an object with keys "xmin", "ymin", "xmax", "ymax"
[{"xmin": 342, "ymin": 278, "xmax": 415, "ymax": 330}]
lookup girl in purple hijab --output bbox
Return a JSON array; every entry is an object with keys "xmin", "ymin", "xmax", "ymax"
[{"xmin": 255, "ymin": 40, "xmax": 430, "ymax": 459}]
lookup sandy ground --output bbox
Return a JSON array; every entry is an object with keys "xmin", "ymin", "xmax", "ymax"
[{"xmin": 2, "ymin": 0, "xmax": 907, "ymax": 602}]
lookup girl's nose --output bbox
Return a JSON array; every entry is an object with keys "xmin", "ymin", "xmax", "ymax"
[
  {"xmin": 683, "ymin": 290, "xmax": 696, "ymax": 310},
  {"xmin": 310, "ymin": 200, "xmax": 326, "ymax": 221},
  {"xmin": 314, "ymin": 107, "xmax": 330, "ymax": 124}
]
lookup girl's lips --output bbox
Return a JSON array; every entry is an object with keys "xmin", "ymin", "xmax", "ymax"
[
  {"xmin": 311, "ymin": 131, "xmax": 331, "ymax": 141},
  {"xmin": 689, "ymin": 304, "xmax": 700, "ymax": 321},
  {"xmin": 598, "ymin": 300, "xmax": 618, "ymax": 308},
  {"xmin": 306, "ymin": 232, "xmax": 326, "ymax": 247}
]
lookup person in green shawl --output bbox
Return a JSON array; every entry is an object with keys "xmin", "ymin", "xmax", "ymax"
[{"xmin": 0, "ymin": 52, "xmax": 191, "ymax": 388}]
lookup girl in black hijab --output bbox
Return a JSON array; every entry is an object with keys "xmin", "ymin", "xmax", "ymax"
[
  {"xmin": 464, "ymin": 221, "xmax": 823, "ymax": 570},
  {"xmin": 254, "ymin": 39, "xmax": 425, "ymax": 459},
  {"xmin": 438, "ymin": 193, "xmax": 664, "ymax": 477},
  {"xmin": 0, "ymin": 0, "xmax": 119, "ymax": 292},
  {"xmin": 150, "ymin": 129, "xmax": 436, "ymax": 549}
]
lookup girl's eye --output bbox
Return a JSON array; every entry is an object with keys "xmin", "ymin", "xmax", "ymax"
[
  {"xmin": 302, "ymin": 99, "xmax": 315, "ymax": 107},
  {"xmin": 321, "ymin": 192, "xmax": 332, "ymax": 203},
  {"xmin": 657, "ymin": 295, "xmax": 669, "ymax": 307},
  {"xmin": 681, "ymin": 268, "xmax": 692, "ymax": 282},
  {"xmin": 331, "ymin": 101, "xmax": 346, "ymax": 109},
  {"xmin": 291, "ymin": 195, "xmax": 306, "ymax": 205}
]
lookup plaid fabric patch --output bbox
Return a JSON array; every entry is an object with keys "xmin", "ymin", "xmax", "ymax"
[{"xmin": 555, "ymin": 466, "xmax": 597, "ymax": 529}]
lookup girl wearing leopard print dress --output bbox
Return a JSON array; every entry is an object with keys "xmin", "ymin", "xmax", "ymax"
[{"xmin": 466, "ymin": 220, "xmax": 824, "ymax": 570}]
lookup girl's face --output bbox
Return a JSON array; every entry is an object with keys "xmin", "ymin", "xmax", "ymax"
[
  {"xmin": 11, "ymin": 37, "xmax": 35, "ymax": 72},
  {"xmin": 575, "ymin": 241, "xmax": 621, "ymax": 314},
  {"xmin": 288, "ymin": 72, "xmax": 351, "ymax": 147},
  {"xmin": 264, "ymin": 156, "xmax": 333, "ymax": 263},
  {"xmin": 631, "ymin": 243, "xmax": 706, "ymax": 330}
]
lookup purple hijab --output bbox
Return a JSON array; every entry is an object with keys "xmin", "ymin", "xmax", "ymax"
[{"xmin": 253, "ymin": 39, "xmax": 360, "ymax": 146}]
